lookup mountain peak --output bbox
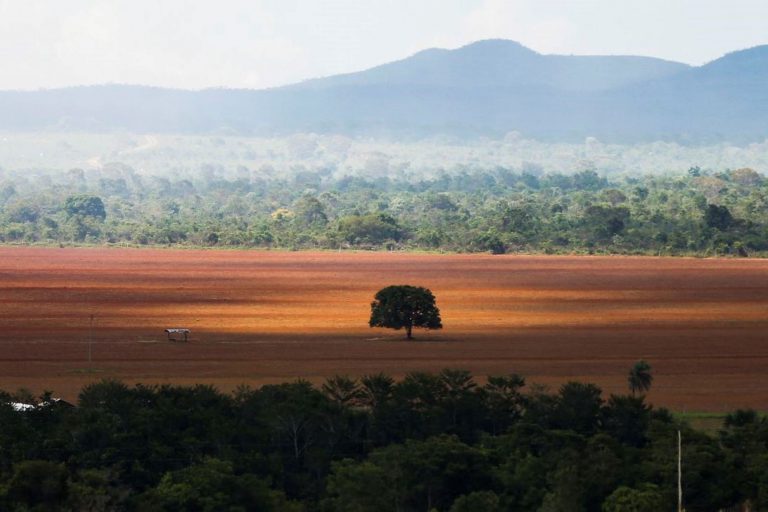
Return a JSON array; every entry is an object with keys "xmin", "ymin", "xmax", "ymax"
[
  {"xmin": 702, "ymin": 44, "xmax": 768, "ymax": 68},
  {"xmin": 406, "ymin": 39, "xmax": 537, "ymax": 60},
  {"xmin": 298, "ymin": 38, "xmax": 686, "ymax": 92},
  {"xmin": 456, "ymin": 39, "xmax": 538, "ymax": 54},
  {"xmin": 688, "ymin": 44, "xmax": 768, "ymax": 86},
  {"xmin": 0, "ymin": 41, "xmax": 765, "ymax": 142}
]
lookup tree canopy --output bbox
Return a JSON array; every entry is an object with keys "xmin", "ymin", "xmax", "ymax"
[
  {"xmin": 628, "ymin": 360, "xmax": 653, "ymax": 396},
  {"xmin": 369, "ymin": 285, "xmax": 442, "ymax": 340},
  {"xmin": 63, "ymin": 195, "xmax": 106, "ymax": 220},
  {"xmin": 0, "ymin": 163, "xmax": 767, "ymax": 256},
  {"xmin": 0, "ymin": 371, "xmax": 765, "ymax": 511}
]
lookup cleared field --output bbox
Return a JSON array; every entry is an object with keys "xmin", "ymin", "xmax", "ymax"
[{"xmin": 0, "ymin": 246, "xmax": 767, "ymax": 411}]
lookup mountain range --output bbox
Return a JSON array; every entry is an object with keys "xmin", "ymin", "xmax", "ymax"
[{"xmin": 1, "ymin": 39, "xmax": 766, "ymax": 143}]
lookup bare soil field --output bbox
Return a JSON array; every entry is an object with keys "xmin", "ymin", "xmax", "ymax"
[{"xmin": 0, "ymin": 246, "xmax": 767, "ymax": 411}]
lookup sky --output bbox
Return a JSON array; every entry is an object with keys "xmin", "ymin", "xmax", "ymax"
[{"xmin": 0, "ymin": 0, "xmax": 766, "ymax": 91}]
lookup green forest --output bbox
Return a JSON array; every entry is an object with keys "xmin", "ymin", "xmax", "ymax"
[
  {"xmin": 1, "ymin": 371, "xmax": 766, "ymax": 511},
  {"xmin": 1, "ymin": 164, "xmax": 766, "ymax": 256}
]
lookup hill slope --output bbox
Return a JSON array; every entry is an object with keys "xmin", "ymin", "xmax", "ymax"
[
  {"xmin": 0, "ymin": 40, "xmax": 765, "ymax": 142},
  {"xmin": 293, "ymin": 40, "xmax": 689, "ymax": 91}
]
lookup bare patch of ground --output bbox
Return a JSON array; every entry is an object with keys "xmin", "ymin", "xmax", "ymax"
[{"xmin": 0, "ymin": 247, "xmax": 766, "ymax": 410}]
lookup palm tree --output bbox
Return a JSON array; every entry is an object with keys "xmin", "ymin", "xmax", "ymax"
[
  {"xmin": 628, "ymin": 360, "xmax": 653, "ymax": 396},
  {"xmin": 321, "ymin": 375, "xmax": 362, "ymax": 406},
  {"xmin": 359, "ymin": 373, "xmax": 395, "ymax": 408}
]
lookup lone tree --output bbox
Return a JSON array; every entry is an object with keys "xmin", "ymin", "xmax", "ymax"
[
  {"xmin": 628, "ymin": 360, "xmax": 653, "ymax": 396},
  {"xmin": 369, "ymin": 285, "xmax": 442, "ymax": 340}
]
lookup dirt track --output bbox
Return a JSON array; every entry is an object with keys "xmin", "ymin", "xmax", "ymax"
[{"xmin": 0, "ymin": 247, "xmax": 766, "ymax": 411}]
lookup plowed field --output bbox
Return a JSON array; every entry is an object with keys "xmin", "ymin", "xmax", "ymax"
[{"xmin": 1, "ymin": 247, "xmax": 767, "ymax": 411}]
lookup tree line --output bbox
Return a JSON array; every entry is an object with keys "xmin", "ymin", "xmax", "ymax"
[
  {"xmin": 0, "ymin": 164, "xmax": 767, "ymax": 256},
  {"xmin": 1, "ymin": 370, "xmax": 767, "ymax": 511}
]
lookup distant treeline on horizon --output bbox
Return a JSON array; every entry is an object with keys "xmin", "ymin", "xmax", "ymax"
[{"xmin": 0, "ymin": 161, "xmax": 766, "ymax": 257}]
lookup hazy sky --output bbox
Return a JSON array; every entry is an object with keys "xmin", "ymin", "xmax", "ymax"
[{"xmin": 1, "ymin": 0, "xmax": 766, "ymax": 90}]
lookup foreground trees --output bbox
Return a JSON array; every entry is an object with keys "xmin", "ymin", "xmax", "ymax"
[
  {"xmin": 0, "ymin": 372, "xmax": 764, "ymax": 511},
  {"xmin": 369, "ymin": 285, "xmax": 442, "ymax": 340}
]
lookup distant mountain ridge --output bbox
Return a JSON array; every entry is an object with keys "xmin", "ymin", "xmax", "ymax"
[
  {"xmin": 293, "ymin": 40, "xmax": 689, "ymax": 91},
  {"xmin": 0, "ymin": 40, "xmax": 766, "ymax": 143}
]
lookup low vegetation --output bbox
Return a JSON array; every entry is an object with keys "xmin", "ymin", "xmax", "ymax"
[{"xmin": 1, "ymin": 372, "xmax": 767, "ymax": 511}]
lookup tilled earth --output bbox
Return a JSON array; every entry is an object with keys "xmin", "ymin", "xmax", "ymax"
[{"xmin": 0, "ymin": 246, "xmax": 766, "ymax": 411}]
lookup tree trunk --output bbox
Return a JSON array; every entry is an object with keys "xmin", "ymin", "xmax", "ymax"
[{"xmin": 406, "ymin": 324, "xmax": 412, "ymax": 340}]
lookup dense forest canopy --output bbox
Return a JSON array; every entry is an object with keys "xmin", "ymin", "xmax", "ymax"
[
  {"xmin": 0, "ymin": 146, "xmax": 766, "ymax": 256},
  {"xmin": 1, "ymin": 372, "xmax": 767, "ymax": 511}
]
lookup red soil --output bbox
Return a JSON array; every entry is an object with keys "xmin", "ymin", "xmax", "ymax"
[{"xmin": 0, "ymin": 246, "xmax": 766, "ymax": 411}]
